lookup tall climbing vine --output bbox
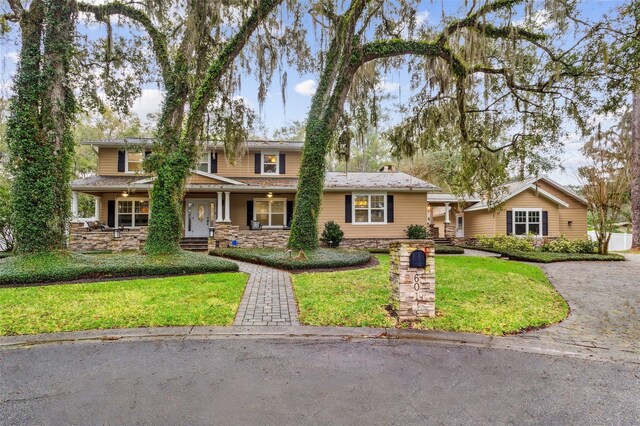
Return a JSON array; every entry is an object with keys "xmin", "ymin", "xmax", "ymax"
[{"xmin": 4, "ymin": 0, "xmax": 77, "ymax": 253}]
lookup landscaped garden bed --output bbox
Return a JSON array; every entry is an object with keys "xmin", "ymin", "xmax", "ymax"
[
  {"xmin": 291, "ymin": 254, "xmax": 569, "ymax": 335},
  {"xmin": 460, "ymin": 235, "xmax": 625, "ymax": 263},
  {"xmin": 0, "ymin": 272, "xmax": 247, "ymax": 336},
  {"xmin": 0, "ymin": 250, "xmax": 238, "ymax": 286},
  {"xmin": 211, "ymin": 248, "xmax": 372, "ymax": 270}
]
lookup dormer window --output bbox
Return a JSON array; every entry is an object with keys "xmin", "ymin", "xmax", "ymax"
[
  {"xmin": 126, "ymin": 152, "xmax": 144, "ymax": 173},
  {"xmin": 262, "ymin": 153, "xmax": 279, "ymax": 174}
]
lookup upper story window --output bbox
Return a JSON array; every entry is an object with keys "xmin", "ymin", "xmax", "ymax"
[
  {"xmin": 513, "ymin": 208, "xmax": 541, "ymax": 236},
  {"xmin": 353, "ymin": 193, "xmax": 386, "ymax": 224},
  {"xmin": 262, "ymin": 153, "xmax": 279, "ymax": 174},
  {"xmin": 197, "ymin": 152, "xmax": 210, "ymax": 173},
  {"xmin": 126, "ymin": 151, "xmax": 144, "ymax": 173}
]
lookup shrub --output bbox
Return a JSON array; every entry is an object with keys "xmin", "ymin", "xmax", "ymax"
[
  {"xmin": 476, "ymin": 234, "xmax": 536, "ymax": 252},
  {"xmin": 320, "ymin": 221, "xmax": 344, "ymax": 248},
  {"xmin": 542, "ymin": 236, "xmax": 598, "ymax": 254},
  {"xmin": 435, "ymin": 245, "xmax": 464, "ymax": 254},
  {"xmin": 0, "ymin": 251, "xmax": 238, "ymax": 286},
  {"xmin": 499, "ymin": 250, "xmax": 624, "ymax": 263},
  {"xmin": 212, "ymin": 248, "xmax": 371, "ymax": 270},
  {"xmin": 405, "ymin": 224, "xmax": 428, "ymax": 239}
]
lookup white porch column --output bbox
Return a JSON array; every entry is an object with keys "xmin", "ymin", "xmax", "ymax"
[
  {"xmin": 428, "ymin": 204, "xmax": 434, "ymax": 224},
  {"xmin": 444, "ymin": 202, "xmax": 451, "ymax": 224},
  {"xmin": 224, "ymin": 192, "xmax": 231, "ymax": 222},
  {"xmin": 94, "ymin": 196, "xmax": 101, "ymax": 221},
  {"xmin": 71, "ymin": 191, "xmax": 79, "ymax": 219},
  {"xmin": 216, "ymin": 192, "xmax": 223, "ymax": 222}
]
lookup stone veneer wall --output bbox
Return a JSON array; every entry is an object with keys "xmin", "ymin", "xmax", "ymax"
[
  {"xmin": 69, "ymin": 224, "xmax": 147, "ymax": 252},
  {"xmin": 389, "ymin": 240, "xmax": 436, "ymax": 320},
  {"xmin": 210, "ymin": 224, "xmax": 291, "ymax": 250},
  {"xmin": 338, "ymin": 238, "xmax": 418, "ymax": 250}
]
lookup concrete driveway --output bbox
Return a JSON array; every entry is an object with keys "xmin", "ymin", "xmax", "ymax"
[{"xmin": 517, "ymin": 254, "xmax": 640, "ymax": 361}]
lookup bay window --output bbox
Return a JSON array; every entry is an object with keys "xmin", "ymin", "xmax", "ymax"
[{"xmin": 353, "ymin": 193, "xmax": 386, "ymax": 224}]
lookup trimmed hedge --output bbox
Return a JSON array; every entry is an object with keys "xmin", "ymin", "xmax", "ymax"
[
  {"xmin": 367, "ymin": 245, "xmax": 464, "ymax": 255},
  {"xmin": 459, "ymin": 245, "xmax": 625, "ymax": 263},
  {"xmin": 0, "ymin": 250, "xmax": 238, "ymax": 286},
  {"xmin": 212, "ymin": 248, "xmax": 372, "ymax": 270}
]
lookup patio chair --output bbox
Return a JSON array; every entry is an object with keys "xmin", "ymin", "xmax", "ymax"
[{"xmin": 250, "ymin": 220, "xmax": 263, "ymax": 230}]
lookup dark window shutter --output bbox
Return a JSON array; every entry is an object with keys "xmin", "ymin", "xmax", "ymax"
[
  {"xmin": 279, "ymin": 153, "xmax": 286, "ymax": 174},
  {"xmin": 387, "ymin": 195, "xmax": 394, "ymax": 223},
  {"xmin": 506, "ymin": 211, "xmax": 513, "ymax": 235},
  {"xmin": 247, "ymin": 200, "xmax": 254, "ymax": 226},
  {"xmin": 254, "ymin": 153, "xmax": 261, "ymax": 174},
  {"xmin": 117, "ymin": 150, "xmax": 125, "ymax": 172},
  {"xmin": 286, "ymin": 200, "xmax": 294, "ymax": 227},
  {"xmin": 542, "ymin": 211, "xmax": 549, "ymax": 236},
  {"xmin": 211, "ymin": 152, "xmax": 217, "ymax": 173},
  {"xmin": 345, "ymin": 195, "xmax": 352, "ymax": 223},
  {"xmin": 107, "ymin": 200, "xmax": 116, "ymax": 227}
]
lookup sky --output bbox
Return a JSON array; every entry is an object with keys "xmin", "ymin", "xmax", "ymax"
[{"xmin": 0, "ymin": 0, "xmax": 627, "ymax": 186}]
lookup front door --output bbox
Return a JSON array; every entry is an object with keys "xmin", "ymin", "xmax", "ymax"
[
  {"xmin": 456, "ymin": 213, "xmax": 464, "ymax": 238},
  {"xmin": 185, "ymin": 199, "xmax": 214, "ymax": 237}
]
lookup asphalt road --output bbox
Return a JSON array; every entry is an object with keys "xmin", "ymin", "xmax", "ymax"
[{"xmin": 1, "ymin": 338, "xmax": 638, "ymax": 425}]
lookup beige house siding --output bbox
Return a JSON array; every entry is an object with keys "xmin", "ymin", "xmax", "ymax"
[
  {"xmin": 318, "ymin": 192, "xmax": 427, "ymax": 239},
  {"xmin": 535, "ymin": 181, "xmax": 588, "ymax": 240},
  {"xmin": 97, "ymin": 148, "xmax": 302, "ymax": 178},
  {"xmin": 494, "ymin": 189, "xmax": 560, "ymax": 236},
  {"xmin": 215, "ymin": 150, "xmax": 301, "ymax": 178},
  {"xmin": 464, "ymin": 209, "xmax": 496, "ymax": 238},
  {"xmin": 97, "ymin": 148, "xmax": 119, "ymax": 175}
]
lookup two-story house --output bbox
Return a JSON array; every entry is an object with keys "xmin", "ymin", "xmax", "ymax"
[{"xmin": 70, "ymin": 139, "xmax": 440, "ymax": 251}]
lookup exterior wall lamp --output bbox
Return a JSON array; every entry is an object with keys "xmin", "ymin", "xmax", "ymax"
[{"xmin": 113, "ymin": 228, "xmax": 121, "ymax": 239}]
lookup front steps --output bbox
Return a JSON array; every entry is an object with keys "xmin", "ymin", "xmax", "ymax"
[{"xmin": 179, "ymin": 237, "xmax": 209, "ymax": 252}]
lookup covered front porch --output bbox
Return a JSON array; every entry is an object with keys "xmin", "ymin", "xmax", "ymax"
[{"xmin": 427, "ymin": 193, "xmax": 480, "ymax": 240}]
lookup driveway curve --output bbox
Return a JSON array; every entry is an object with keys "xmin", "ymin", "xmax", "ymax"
[{"xmin": 517, "ymin": 254, "xmax": 640, "ymax": 361}]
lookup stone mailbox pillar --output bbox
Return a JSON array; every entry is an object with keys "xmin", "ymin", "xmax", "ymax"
[{"xmin": 389, "ymin": 240, "xmax": 436, "ymax": 320}]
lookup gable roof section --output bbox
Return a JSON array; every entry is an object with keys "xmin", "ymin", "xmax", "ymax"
[
  {"xmin": 464, "ymin": 176, "xmax": 581, "ymax": 212},
  {"xmin": 82, "ymin": 138, "xmax": 305, "ymax": 151}
]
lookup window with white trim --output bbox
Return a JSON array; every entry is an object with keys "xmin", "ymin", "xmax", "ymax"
[
  {"xmin": 513, "ymin": 208, "xmax": 541, "ymax": 236},
  {"xmin": 117, "ymin": 199, "xmax": 150, "ymax": 227},
  {"xmin": 197, "ymin": 152, "xmax": 210, "ymax": 173},
  {"xmin": 254, "ymin": 198, "xmax": 286, "ymax": 227},
  {"xmin": 353, "ymin": 193, "xmax": 386, "ymax": 224},
  {"xmin": 126, "ymin": 151, "xmax": 145, "ymax": 173},
  {"xmin": 262, "ymin": 153, "xmax": 279, "ymax": 174}
]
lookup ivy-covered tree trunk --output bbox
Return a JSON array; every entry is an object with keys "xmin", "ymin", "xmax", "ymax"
[
  {"xmin": 6, "ymin": 0, "xmax": 76, "ymax": 253},
  {"xmin": 631, "ymin": 85, "xmax": 640, "ymax": 250}
]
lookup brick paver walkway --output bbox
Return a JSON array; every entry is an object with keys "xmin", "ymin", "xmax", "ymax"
[{"xmin": 230, "ymin": 260, "xmax": 299, "ymax": 326}]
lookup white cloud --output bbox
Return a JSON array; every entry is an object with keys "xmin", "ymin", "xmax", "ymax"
[
  {"xmin": 416, "ymin": 10, "xmax": 429, "ymax": 27},
  {"xmin": 376, "ymin": 79, "xmax": 400, "ymax": 94},
  {"xmin": 4, "ymin": 52, "xmax": 19, "ymax": 63},
  {"xmin": 294, "ymin": 79, "xmax": 317, "ymax": 97},
  {"xmin": 131, "ymin": 88, "xmax": 164, "ymax": 122}
]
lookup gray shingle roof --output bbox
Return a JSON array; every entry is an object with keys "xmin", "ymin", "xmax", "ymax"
[
  {"xmin": 324, "ymin": 172, "xmax": 439, "ymax": 191},
  {"xmin": 81, "ymin": 139, "xmax": 304, "ymax": 151}
]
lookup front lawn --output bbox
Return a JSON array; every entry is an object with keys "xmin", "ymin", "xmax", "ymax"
[
  {"xmin": 0, "ymin": 273, "xmax": 247, "ymax": 336},
  {"xmin": 0, "ymin": 250, "xmax": 238, "ymax": 286},
  {"xmin": 212, "ymin": 248, "xmax": 371, "ymax": 270},
  {"xmin": 291, "ymin": 255, "xmax": 569, "ymax": 335}
]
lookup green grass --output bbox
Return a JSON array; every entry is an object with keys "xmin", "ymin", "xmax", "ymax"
[
  {"xmin": 0, "ymin": 273, "xmax": 247, "ymax": 336},
  {"xmin": 212, "ymin": 248, "xmax": 371, "ymax": 270},
  {"xmin": 291, "ymin": 255, "xmax": 569, "ymax": 335},
  {"xmin": 459, "ymin": 245, "xmax": 625, "ymax": 262},
  {"xmin": 0, "ymin": 250, "xmax": 238, "ymax": 286}
]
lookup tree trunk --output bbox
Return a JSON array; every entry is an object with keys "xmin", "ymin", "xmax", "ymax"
[{"xmin": 631, "ymin": 85, "xmax": 640, "ymax": 250}]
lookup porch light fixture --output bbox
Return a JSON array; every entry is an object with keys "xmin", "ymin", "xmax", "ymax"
[
  {"xmin": 267, "ymin": 192, "xmax": 273, "ymax": 198},
  {"xmin": 113, "ymin": 228, "xmax": 121, "ymax": 239},
  {"xmin": 568, "ymin": 220, "xmax": 573, "ymax": 227},
  {"xmin": 122, "ymin": 191, "xmax": 129, "ymax": 197},
  {"xmin": 209, "ymin": 227, "xmax": 215, "ymax": 238}
]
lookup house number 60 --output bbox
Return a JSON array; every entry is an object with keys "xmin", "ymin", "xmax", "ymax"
[{"xmin": 413, "ymin": 274, "xmax": 420, "ymax": 291}]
